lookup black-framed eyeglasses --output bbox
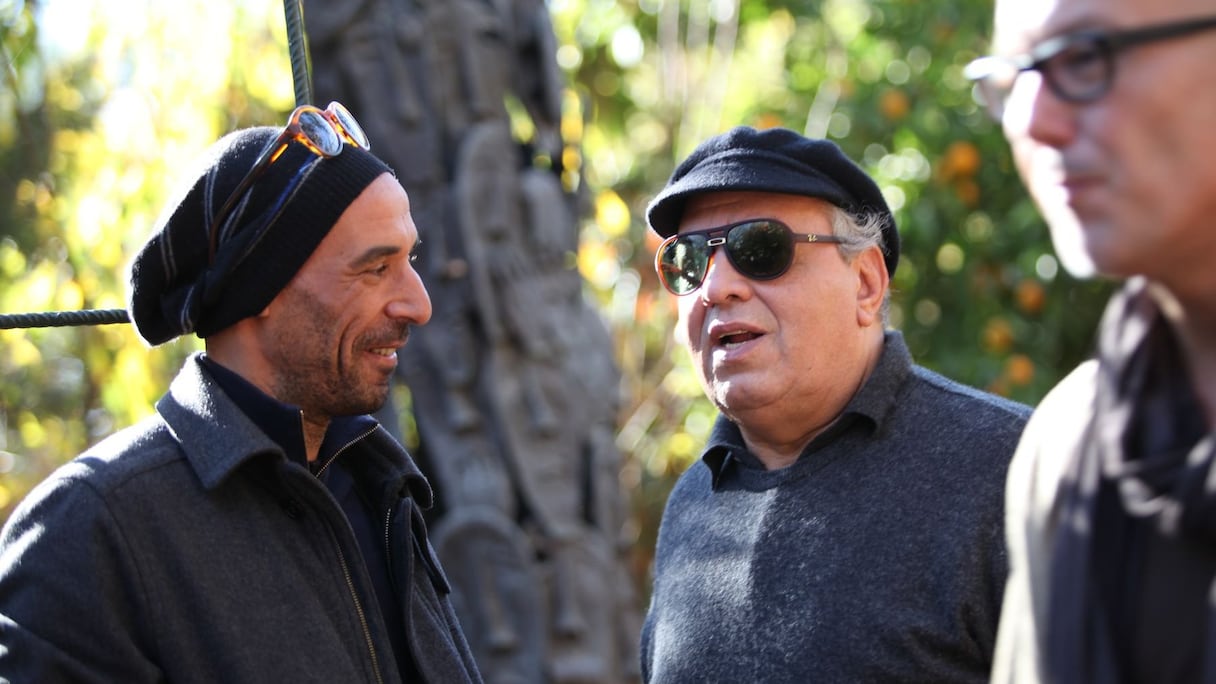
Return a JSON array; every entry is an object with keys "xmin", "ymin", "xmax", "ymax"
[
  {"xmin": 654, "ymin": 219, "xmax": 845, "ymax": 296},
  {"xmin": 964, "ymin": 14, "xmax": 1216, "ymax": 120},
  {"xmin": 207, "ymin": 101, "xmax": 370, "ymax": 264}
]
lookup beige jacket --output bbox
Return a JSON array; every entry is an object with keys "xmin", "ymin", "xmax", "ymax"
[{"xmin": 991, "ymin": 360, "xmax": 1099, "ymax": 684}]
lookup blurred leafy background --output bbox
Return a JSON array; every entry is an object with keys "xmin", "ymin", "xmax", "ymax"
[{"xmin": 1, "ymin": 0, "xmax": 1110, "ymax": 600}]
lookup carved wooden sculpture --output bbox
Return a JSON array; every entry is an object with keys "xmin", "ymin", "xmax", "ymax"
[{"xmin": 303, "ymin": 1, "xmax": 641, "ymax": 682}]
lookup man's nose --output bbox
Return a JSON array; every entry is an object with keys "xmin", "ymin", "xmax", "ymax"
[
  {"xmin": 698, "ymin": 248, "xmax": 752, "ymax": 304},
  {"xmin": 388, "ymin": 267, "xmax": 433, "ymax": 325},
  {"xmin": 1005, "ymin": 70, "xmax": 1079, "ymax": 150}
]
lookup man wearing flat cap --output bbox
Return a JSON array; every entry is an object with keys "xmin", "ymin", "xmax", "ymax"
[
  {"xmin": 0, "ymin": 104, "xmax": 482, "ymax": 683},
  {"xmin": 639, "ymin": 126, "xmax": 1031, "ymax": 683}
]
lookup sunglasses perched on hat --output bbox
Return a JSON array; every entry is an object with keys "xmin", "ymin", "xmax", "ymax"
[{"xmin": 207, "ymin": 101, "xmax": 370, "ymax": 264}]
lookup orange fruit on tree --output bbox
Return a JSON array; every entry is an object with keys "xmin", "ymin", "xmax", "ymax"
[
  {"xmin": 1015, "ymin": 279, "xmax": 1046, "ymax": 315},
  {"xmin": 983, "ymin": 317, "xmax": 1014, "ymax": 353},
  {"xmin": 1005, "ymin": 354, "xmax": 1036, "ymax": 386},
  {"xmin": 879, "ymin": 88, "xmax": 910, "ymax": 121},
  {"xmin": 944, "ymin": 141, "xmax": 981, "ymax": 177}
]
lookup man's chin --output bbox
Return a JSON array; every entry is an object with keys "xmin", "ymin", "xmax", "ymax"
[
  {"xmin": 335, "ymin": 387, "xmax": 391, "ymax": 418},
  {"xmin": 1056, "ymin": 244, "xmax": 1098, "ymax": 279},
  {"xmin": 711, "ymin": 383, "xmax": 769, "ymax": 417},
  {"xmin": 367, "ymin": 387, "xmax": 392, "ymax": 414},
  {"xmin": 1046, "ymin": 213, "xmax": 1099, "ymax": 279}
]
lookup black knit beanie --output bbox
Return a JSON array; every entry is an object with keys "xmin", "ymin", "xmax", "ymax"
[
  {"xmin": 647, "ymin": 126, "xmax": 899, "ymax": 277},
  {"xmin": 128, "ymin": 126, "xmax": 392, "ymax": 345}
]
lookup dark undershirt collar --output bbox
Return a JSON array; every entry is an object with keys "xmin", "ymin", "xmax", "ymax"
[
  {"xmin": 700, "ymin": 331, "xmax": 911, "ymax": 489},
  {"xmin": 200, "ymin": 355, "xmax": 376, "ymax": 471}
]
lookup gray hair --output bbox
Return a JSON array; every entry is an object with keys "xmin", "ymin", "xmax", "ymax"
[{"xmin": 830, "ymin": 207, "xmax": 892, "ymax": 323}]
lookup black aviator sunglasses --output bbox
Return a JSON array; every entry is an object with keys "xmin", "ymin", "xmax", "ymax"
[{"xmin": 654, "ymin": 219, "xmax": 845, "ymax": 296}]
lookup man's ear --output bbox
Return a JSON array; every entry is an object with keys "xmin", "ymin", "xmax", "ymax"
[{"xmin": 855, "ymin": 245, "xmax": 889, "ymax": 328}]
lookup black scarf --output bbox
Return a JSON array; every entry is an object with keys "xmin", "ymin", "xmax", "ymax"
[{"xmin": 1046, "ymin": 279, "xmax": 1216, "ymax": 682}]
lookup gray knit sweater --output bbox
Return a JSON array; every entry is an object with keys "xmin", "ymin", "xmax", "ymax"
[{"xmin": 641, "ymin": 332, "xmax": 1030, "ymax": 683}]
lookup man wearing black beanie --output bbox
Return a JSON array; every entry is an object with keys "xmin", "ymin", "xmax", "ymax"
[
  {"xmin": 640, "ymin": 126, "xmax": 1031, "ymax": 683},
  {"xmin": 0, "ymin": 104, "xmax": 482, "ymax": 684}
]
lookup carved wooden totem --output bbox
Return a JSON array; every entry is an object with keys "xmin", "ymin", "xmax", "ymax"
[{"xmin": 302, "ymin": 1, "xmax": 641, "ymax": 682}]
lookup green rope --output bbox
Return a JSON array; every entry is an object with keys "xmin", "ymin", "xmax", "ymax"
[
  {"xmin": 283, "ymin": 0, "xmax": 313, "ymax": 107},
  {"xmin": 0, "ymin": 309, "xmax": 130, "ymax": 330}
]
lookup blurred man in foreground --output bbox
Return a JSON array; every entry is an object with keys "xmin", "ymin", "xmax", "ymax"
[{"xmin": 966, "ymin": 0, "xmax": 1216, "ymax": 680}]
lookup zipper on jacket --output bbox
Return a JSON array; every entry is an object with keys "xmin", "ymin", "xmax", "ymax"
[
  {"xmin": 298, "ymin": 422, "xmax": 388, "ymax": 684},
  {"xmin": 383, "ymin": 505, "xmax": 394, "ymax": 589},
  {"xmin": 313, "ymin": 424, "xmax": 379, "ymax": 478},
  {"xmin": 333, "ymin": 529, "xmax": 386, "ymax": 684}
]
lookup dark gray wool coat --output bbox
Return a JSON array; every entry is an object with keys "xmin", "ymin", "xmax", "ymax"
[
  {"xmin": 0, "ymin": 354, "xmax": 482, "ymax": 684},
  {"xmin": 641, "ymin": 332, "xmax": 1031, "ymax": 684}
]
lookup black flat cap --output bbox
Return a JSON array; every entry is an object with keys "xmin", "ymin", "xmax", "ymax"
[{"xmin": 646, "ymin": 126, "xmax": 899, "ymax": 276}]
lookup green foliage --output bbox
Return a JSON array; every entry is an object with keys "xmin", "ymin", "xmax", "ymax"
[{"xmin": 0, "ymin": 0, "xmax": 290, "ymax": 516}]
